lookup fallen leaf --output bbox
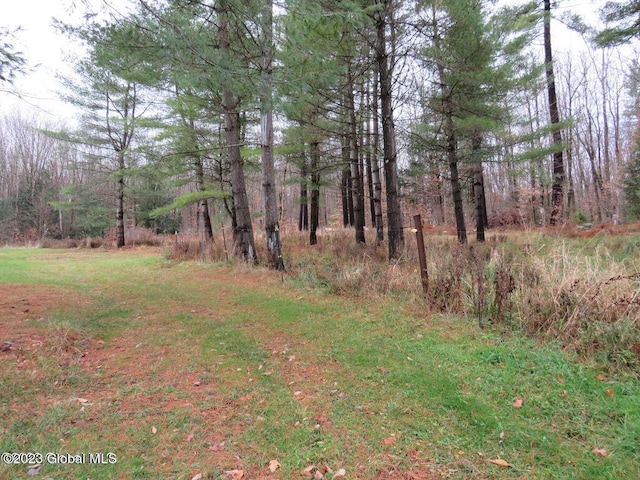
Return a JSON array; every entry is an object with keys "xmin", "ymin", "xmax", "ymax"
[
  {"xmin": 26, "ymin": 464, "xmax": 41, "ymax": 476},
  {"xmin": 225, "ymin": 469, "xmax": 244, "ymax": 479},
  {"xmin": 191, "ymin": 474, "xmax": 203, "ymax": 480},
  {"xmin": 332, "ymin": 468, "xmax": 346, "ymax": 478},
  {"xmin": 513, "ymin": 398, "xmax": 524, "ymax": 408},
  {"xmin": 152, "ymin": 426, "xmax": 158, "ymax": 434},
  {"xmin": 597, "ymin": 373, "xmax": 607, "ymax": 381},
  {"xmin": 186, "ymin": 432, "xmax": 195, "ymax": 443},
  {"xmin": 605, "ymin": 388, "xmax": 615, "ymax": 397},
  {"xmin": 489, "ymin": 458, "xmax": 511, "ymax": 467},
  {"xmin": 303, "ymin": 465, "xmax": 317, "ymax": 476},
  {"xmin": 457, "ymin": 459, "xmax": 476, "ymax": 472},
  {"xmin": 313, "ymin": 471, "xmax": 324, "ymax": 480},
  {"xmin": 268, "ymin": 459, "xmax": 281, "ymax": 473},
  {"xmin": 209, "ymin": 441, "xmax": 225, "ymax": 451},
  {"xmin": 592, "ymin": 448, "xmax": 608, "ymax": 457},
  {"xmin": 383, "ymin": 436, "xmax": 396, "ymax": 445}
]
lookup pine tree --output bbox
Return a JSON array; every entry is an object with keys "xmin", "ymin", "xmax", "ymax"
[
  {"xmin": 623, "ymin": 134, "xmax": 640, "ymax": 218},
  {"xmin": 57, "ymin": 20, "xmax": 147, "ymax": 248},
  {"xmin": 279, "ymin": 0, "xmax": 350, "ymax": 245},
  {"xmin": 0, "ymin": 27, "xmax": 26, "ymax": 86},
  {"xmin": 544, "ymin": 0, "xmax": 565, "ymax": 225},
  {"xmin": 260, "ymin": 0, "xmax": 284, "ymax": 270},
  {"xmin": 374, "ymin": 0, "xmax": 404, "ymax": 258},
  {"xmin": 596, "ymin": 0, "xmax": 640, "ymax": 46},
  {"xmin": 623, "ymin": 59, "xmax": 640, "ymax": 218},
  {"xmin": 111, "ymin": 0, "xmax": 262, "ymax": 261},
  {"xmin": 411, "ymin": 0, "xmax": 537, "ymax": 241}
]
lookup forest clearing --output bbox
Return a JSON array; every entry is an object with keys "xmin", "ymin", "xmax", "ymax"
[
  {"xmin": 2, "ymin": 0, "xmax": 640, "ymax": 478},
  {"xmin": 1, "ymin": 227, "xmax": 639, "ymax": 479}
]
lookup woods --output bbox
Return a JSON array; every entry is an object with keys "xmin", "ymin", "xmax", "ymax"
[
  {"xmin": 2, "ymin": 3, "xmax": 640, "ymax": 478},
  {"xmin": 1, "ymin": 0, "xmax": 639, "ymax": 257}
]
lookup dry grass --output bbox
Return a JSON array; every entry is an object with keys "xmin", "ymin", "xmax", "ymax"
[
  {"xmin": 39, "ymin": 228, "xmax": 166, "ymax": 249},
  {"xmin": 1, "ymin": 246, "xmax": 639, "ymax": 479},
  {"xmin": 159, "ymin": 224, "xmax": 640, "ymax": 373}
]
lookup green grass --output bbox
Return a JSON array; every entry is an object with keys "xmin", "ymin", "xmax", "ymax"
[{"xmin": 0, "ymin": 247, "xmax": 638, "ymax": 479}]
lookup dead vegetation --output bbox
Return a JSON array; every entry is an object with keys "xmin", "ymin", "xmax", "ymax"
[
  {"xmin": 164, "ymin": 224, "xmax": 640, "ymax": 374},
  {"xmin": 38, "ymin": 223, "xmax": 640, "ymax": 373}
]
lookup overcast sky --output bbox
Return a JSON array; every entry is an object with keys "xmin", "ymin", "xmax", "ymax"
[
  {"xmin": 0, "ymin": 0, "xmax": 130, "ymax": 120},
  {"xmin": 0, "ymin": 0, "xmax": 613, "ymax": 122}
]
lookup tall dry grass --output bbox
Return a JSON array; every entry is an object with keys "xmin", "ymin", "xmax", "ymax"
[
  {"xmin": 40, "ymin": 228, "xmax": 167, "ymax": 249},
  {"xmin": 166, "ymin": 225, "xmax": 640, "ymax": 372}
]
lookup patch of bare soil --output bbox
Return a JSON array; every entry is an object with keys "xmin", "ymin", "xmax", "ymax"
[{"xmin": 0, "ymin": 284, "xmax": 90, "ymax": 354}]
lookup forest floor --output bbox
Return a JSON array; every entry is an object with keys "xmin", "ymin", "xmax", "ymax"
[{"xmin": 0, "ymin": 245, "xmax": 639, "ymax": 479}]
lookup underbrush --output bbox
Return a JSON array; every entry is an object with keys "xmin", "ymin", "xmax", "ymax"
[
  {"xmin": 165, "ymin": 226, "xmax": 640, "ymax": 374},
  {"xmin": 39, "ymin": 228, "xmax": 166, "ymax": 249}
]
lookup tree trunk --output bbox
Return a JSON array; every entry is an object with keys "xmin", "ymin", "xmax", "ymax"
[
  {"xmin": 347, "ymin": 64, "xmax": 365, "ymax": 244},
  {"xmin": 601, "ymin": 50, "xmax": 612, "ymax": 220},
  {"xmin": 446, "ymin": 107, "xmax": 466, "ymax": 244},
  {"xmin": 583, "ymin": 114, "xmax": 604, "ymax": 224},
  {"xmin": 106, "ymin": 83, "xmax": 136, "ymax": 249},
  {"xmin": 260, "ymin": 0, "xmax": 284, "ymax": 270},
  {"xmin": 364, "ymin": 73, "xmax": 376, "ymax": 229},
  {"xmin": 371, "ymin": 61, "xmax": 384, "ymax": 242},
  {"xmin": 472, "ymin": 134, "xmax": 487, "ymax": 242},
  {"xmin": 340, "ymin": 165, "xmax": 349, "ymax": 228},
  {"xmin": 309, "ymin": 141, "xmax": 320, "ymax": 245},
  {"xmin": 116, "ymin": 151, "xmax": 125, "ymax": 248},
  {"xmin": 219, "ymin": 1, "xmax": 257, "ymax": 263},
  {"xmin": 375, "ymin": 0, "xmax": 404, "ymax": 260},
  {"xmin": 342, "ymin": 141, "xmax": 354, "ymax": 227},
  {"xmin": 194, "ymin": 155, "xmax": 214, "ymax": 240},
  {"xmin": 544, "ymin": 0, "xmax": 565, "ymax": 225},
  {"xmin": 432, "ymin": 3, "xmax": 466, "ymax": 244},
  {"xmin": 299, "ymin": 159, "xmax": 308, "ymax": 231}
]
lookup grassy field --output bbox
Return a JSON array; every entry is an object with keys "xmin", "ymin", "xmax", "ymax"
[{"xmin": 0, "ymin": 245, "xmax": 639, "ymax": 479}]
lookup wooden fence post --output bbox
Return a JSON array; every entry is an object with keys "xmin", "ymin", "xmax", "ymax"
[{"xmin": 413, "ymin": 214, "xmax": 429, "ymax": 296}]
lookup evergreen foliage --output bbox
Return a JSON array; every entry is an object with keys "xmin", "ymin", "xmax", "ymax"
[
  {"xmin": 623, "ymin": 134, "xmax": 640, "ymax": 218},
  {"xmin": 596, "ymin": 0, "xmax": 640, "ymax": 46},
  {"xmin": 0, "ymin": 27, "xmax": 26, "ymax": 85}
]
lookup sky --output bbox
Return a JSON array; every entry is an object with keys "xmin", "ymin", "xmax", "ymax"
[
  {"xmin": 1, "ymin": 0, "xmax": 80, "ymax": 118},
  {"xmin": 0, "ymin": 0, "xmax": 615, "ymax": 122},
  {"xmin": 0, "ymin": 0, "xmax": 131, "ymax": 121}
]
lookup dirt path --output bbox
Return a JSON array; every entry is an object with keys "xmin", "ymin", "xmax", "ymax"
[{"xmin": 1, "ymin": 260, "xmax": 451, "ymax": 479}]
